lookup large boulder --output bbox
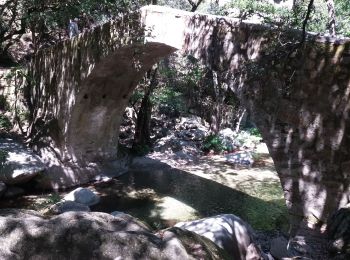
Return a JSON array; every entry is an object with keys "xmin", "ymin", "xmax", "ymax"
[
  {"xmin": 175, "ymin": 214, "xmax": 265, "ymax": 260},
  {"xmin": 176, "ymin": 116, "xmax": 209, "ymax": 132},
  {"xmin": 0, "ymin": 138, "xmax": 46, "ymax": 184},
  {"xmin": 0, "ymin": 209, "xmax": 229, "ymax": 260},
  {"xmin": 110, "ymin": 211, "xmax": 152, "ymax": 231},
  {"xmin": 225, "ymin": 151, "xmax": 254, "ymax": 168},
  {"xmin": 160, "ymin": 227, "xmax": 231, "ymax": 260},
  {"xmin": 218, "ymin": 128, "xmax": 239, "ymax": 151},
  {"xmin": 63, "ymin": 187, "xmax": 100, "ymax": 206}
]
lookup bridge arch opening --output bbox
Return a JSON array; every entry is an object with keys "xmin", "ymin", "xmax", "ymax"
[{"xmin": 111, "ymin": 52, "xmax": 289, "ymax": 233}]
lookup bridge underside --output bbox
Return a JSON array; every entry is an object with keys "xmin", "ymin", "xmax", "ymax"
[
  {"xmin": 26, "ymin": 6, "xmax": 350, "ymax": 230},
  {"xmin": 31, "ymin": 42, "xmax": 176, "ymax": 189}
]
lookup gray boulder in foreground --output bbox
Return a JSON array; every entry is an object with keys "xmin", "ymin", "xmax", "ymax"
[
  {"xmin": 0, "ymin": 209, "xmax": 229, "ymax": 260},
  {"xmin": 0, "ymin": 138, "xmax": 46, "ymax": 184},
  {"xmin": 175, "ymin": 214, "xmax": 265, "ymax": 260}
]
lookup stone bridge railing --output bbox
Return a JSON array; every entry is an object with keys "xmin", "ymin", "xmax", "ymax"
[{"xmin": 24, "ymin": 5, "xmax": 350, "ymax": 228}]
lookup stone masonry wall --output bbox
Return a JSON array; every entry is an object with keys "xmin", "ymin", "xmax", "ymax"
[{"xmin": 176, "ymin": 11, "xmax": 350, "ymax": 225}]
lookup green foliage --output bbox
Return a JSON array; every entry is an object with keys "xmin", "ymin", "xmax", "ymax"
[
  {"xmin": 202, "ymin": 134, "xmax": 226, "ymax": 154},
  {"xmin": 0, "ymin": 149, "xmax": 8, "ymax": 167},
  {"xmin": 0, "ymin": 114, "xmax": 12, "ymax": 131},
  {"xmin": 247, "ymin": 127, "xmax": 262, "ymax": 138},
  {"xmin": 129, "ymin": 89, "xmax": 145, "ymax": 106},
  {"xmin": 16, "ymin": 109, "xmax": 30, "ymax": 123},
  {"xmin": 152, "ymin": 87, "xmax": 186, "ymax": 115},
  {"xmin": 219, "ymin": 0, "xmax": 350, "ymax": 36},
  {"xmin": 46, "ymin": 193, "xmax": 61, "ymax": 205},
  {"xmin": 1, "ymin": 0, "xmax": 147, "ymax": 60},
  {"xmin": 22, "ymin": 0, "xmax": 143, "ymax": 30},
  {"xmin": 335, "ymin": 0, "xmax": 350, "ymax": 36}
]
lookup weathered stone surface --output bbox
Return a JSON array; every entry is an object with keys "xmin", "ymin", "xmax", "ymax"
[
  {"xmin": 0, "ymin": 209, "xmax": 229, "ymax": 260},
  {"xmin": 175, "ymin": 214, "xmax": 264, "ymax": 260},
  {"xmin": 161, "ymin": 227, "xmax": 231, "ymax": 260},
  {"xmin": 225, "ymin": 151, "xmax": 254, "ymax": 168},
  {"xmin": 0, "ymin": 138, "xmax": 46, "ymax": 184},
  {"xmin": 110, "ymin": 211, "xmax": 152, "ymax": 231},
  {"xmin": 218, "ymin": 128, "xmax": 239, "ymax": 151},
  {"xmin": 63, "ymin": 187, "xmax": 100, "ymax": 206},
  {"xmin": 50, "ymin": 201, "xmax": 91, "ymax": 214}
]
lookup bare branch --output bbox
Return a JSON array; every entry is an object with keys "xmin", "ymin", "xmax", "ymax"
[
  {"xmin": 300, "ymin": 0, "xmax": 314, "ymax": 45},
  {"xmin": 187, "ymin": 0, "xmax": 204, "ymax": 12}
]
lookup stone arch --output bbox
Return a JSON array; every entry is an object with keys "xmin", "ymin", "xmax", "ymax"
[{"xmin": 66, "ymin": 43, "xmax": 176, "ymax": 166}]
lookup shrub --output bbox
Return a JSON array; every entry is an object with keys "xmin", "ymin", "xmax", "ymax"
[
  {"xmin": 0, "ymin": 114, "xmax": 12, "ymax": 131},
  {"xmin": 248, "ymin": 127, "xmax": 262, "ymax": 138},
  {"xmin": 202, "ymin": 134, "xmax": 226, "ymax": 154}
]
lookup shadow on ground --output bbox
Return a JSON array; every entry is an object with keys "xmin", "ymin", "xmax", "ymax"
[{"xmin": 91, "ymin": 158, "xmax": 289, "ymax": 231}]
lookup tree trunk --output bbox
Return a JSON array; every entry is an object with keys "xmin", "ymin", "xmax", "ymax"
[
  {"xmin": 325, "ymin": 0, "xmax": 336, "ymax": 36},
  {"xmin": 210, "ymin": 70, "xmax": 227, "ymax": 134},
  {"xmin": 188, "ymin": 0, "xmax": 204, "ymax": 12},
  {"xmin": 235, "ymin": 108, "xmax": 246, "ymax": 133},
  {"xmin": 132, "ymin": 68, "xmax": 158, "ymax": 149}
]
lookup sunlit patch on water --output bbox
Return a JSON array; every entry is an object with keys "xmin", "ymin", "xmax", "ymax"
[{"xmin": 154, "ymin": 196, "xmax": 198, "ymax": 221}]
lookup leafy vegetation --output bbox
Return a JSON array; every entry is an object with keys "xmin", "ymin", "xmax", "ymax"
[
  {"xmin": 247, "ymin": 127, "xmax": 262, "ymax": 138},
  {"xmin": 203, "ymin": 0, "xmax": 350, "ymax": 37},
  {"xmin": 202, "ymin": 134, "xmax": 226, "ymax": 154},
  {"xmin": 0, "ymin": 114, "xmax": 12, "ymax": 131},
  {"xmin": 0, "ymin": 0, "xmax": 147, "ymax": 62}
]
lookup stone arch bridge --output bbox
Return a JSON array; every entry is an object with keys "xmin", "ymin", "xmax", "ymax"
[{"xmin": 26, "ymin": 6, "xmax": 350, "ymax": 226}]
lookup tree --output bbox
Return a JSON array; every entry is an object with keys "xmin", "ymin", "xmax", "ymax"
[
  {"xmin": 132, "ymin": 67, "xmax": 158, "ymax": 150},
  {"xmin": 0, "ymin": 0, "xmax": 26, "ymax": 63},
  {"xmin": 0, "ymin": 0, "xmax": 145, "ymax": 64},
  {"xmin": 325, "ymin": 0, "xmax": 336, "ymax": 35},
  {"xmin": 187, "ymin": 0, "xmax": 204, "ymax": 11}
]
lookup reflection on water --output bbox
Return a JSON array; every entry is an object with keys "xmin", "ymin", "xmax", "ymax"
[
  {"xmin": 91, "ymin": 165, "xmax": 288, "ymax": 231},
  {"xmin": 0, "ymin": 160, "xmax": 287, "ymax": 231}
]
